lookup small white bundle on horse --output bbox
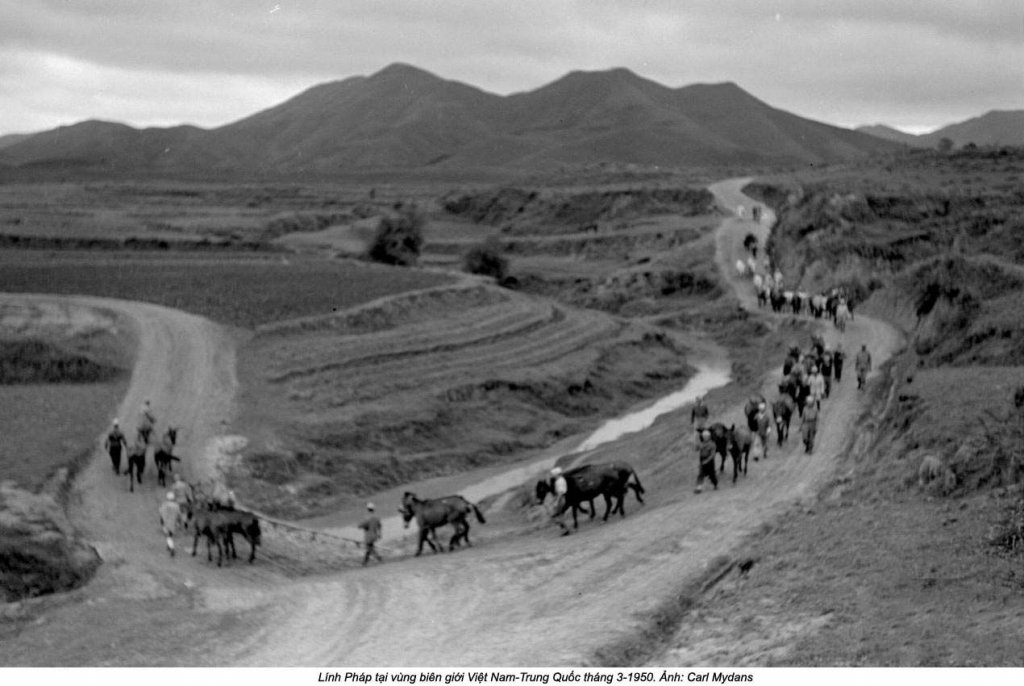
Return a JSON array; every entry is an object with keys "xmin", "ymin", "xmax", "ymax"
[{"xmin": 535, "ymin": 462, "xmax": 645, "ymax": 533}]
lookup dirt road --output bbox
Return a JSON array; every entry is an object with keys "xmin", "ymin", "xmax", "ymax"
[{"xmin": 0, "ymin": 179, "xmax": 902, "ymax": 666}]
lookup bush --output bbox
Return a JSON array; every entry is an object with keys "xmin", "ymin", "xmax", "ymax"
[
  {"xmin": 366, "ymin": 204, "xmax": 425, "ymax": 267},
  {"xmin": 463, "ymin": 237, "xmax": 509, "ymax": 281}
]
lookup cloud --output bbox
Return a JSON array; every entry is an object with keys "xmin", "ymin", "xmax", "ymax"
[{"xmin": 0, "ymin": 0, "xmax": 1021, "ymax": 134}]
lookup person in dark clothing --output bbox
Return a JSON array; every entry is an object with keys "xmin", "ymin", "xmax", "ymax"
[
  {"xmin": 359, "ymin": 502, "xmax": 383, "ymax": 566},
  {"xmin": 801, "ymin": 402, "xmax": 819, "ymax": 453},
  {"xmin": 104, "ymin": 419, "xmax": 128, "ymax": 474},
  {"xmin": 820, "ymin": 349, "xmax": 833, "ymax": 398},
  {"xmin": 855, "ymin": 345, "xmax": 872, "ymax": 390},
  {"xmin": 695, "ymin": 430, "xmax": 718, "ymax": 493},
  {"xmin": 833, "ymin": 347, "xmax": 845, "ymax": 383}
]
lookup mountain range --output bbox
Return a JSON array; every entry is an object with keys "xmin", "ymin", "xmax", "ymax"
[
  {"xmin": 0, "ymin": 63, "xmax": 909, "ymax": 178},
  {"xmin": 857, "ymin": 110, "xmax": 1024, "ymax": 149}
]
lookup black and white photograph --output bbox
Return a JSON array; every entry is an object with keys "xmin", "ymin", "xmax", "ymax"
[{"xmin": 1, "ymin": 0, "xmax": 1022, "ymax": 672}]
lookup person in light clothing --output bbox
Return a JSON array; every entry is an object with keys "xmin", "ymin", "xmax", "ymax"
[
  {"xmin": 359, "ymin": 502, "xmax": 383, "ymax": 566},
  {"xmin": 158, "ymin": 492, "xmax": 181, "ymax": 557},
  {"xmin": 549, "ymin": 466, "xmax": 571, "ymax": 535}
]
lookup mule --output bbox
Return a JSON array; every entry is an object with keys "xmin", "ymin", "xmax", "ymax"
[
  {"xmin": 189, "ymin": 503, "xmax": 261, "ymax": 566},
  {"xmin": 400, "ymin": 492, "xmax": 485, "ymax": 556},
  {"xmin": 154, "ymin": 426, "xmax": 180, "ymax": 488},
  {"xmin": 772, "ymin": 396, "xmax": 794, "ymax": 445},
  {"xmin": 708, "ymin": 422, "xmax": 731, "ymax": 470},
  {"xmin": 743, "ymin": 394, "xmax": 766, "ymax": 432},
  {"xmin": 726, "ymin": 425, "xmax": 753, "ymax": 483},
  {"xmin": 535, "ymin": 462, "xmax": 645, "ymax": 531}
]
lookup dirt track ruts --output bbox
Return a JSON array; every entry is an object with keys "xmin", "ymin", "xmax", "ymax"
[{"xmin": 0, "ymin": 178, "xmax": 902, "ymax": 667}]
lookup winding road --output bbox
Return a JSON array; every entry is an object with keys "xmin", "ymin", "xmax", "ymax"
[{"xmin": 0, "ymin": 179, "xmax": 902, "ymax": 666}]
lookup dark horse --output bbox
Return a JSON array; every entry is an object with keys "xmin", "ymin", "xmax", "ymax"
[
  {"xmin": 726, "ymin": 425, "xmax": 753, "ymax": 483},
  {"xmin": 400, "ymin": 492, "xmax": 486, "ymax": 556},
  {"xmin": 154, "ymin": 426, "xmax": 180, "ymax": 488},
  {"xmin": 772, "ymin": 396, "xmax": 794, "ymax": 445},
  {"xmin": 708, "ymin": 422, "xmax": 731, "ymax": 471},
  {"xmin": 535, "ymin": 462, "xmax": 645, "ymax": 531},
  {"xmin": 125, "ymin": 441, "xmax": 147, "ymax": 492},
  {"xmin": 188, "ymin": 500, "xmax": 261, "ymax": 567}
]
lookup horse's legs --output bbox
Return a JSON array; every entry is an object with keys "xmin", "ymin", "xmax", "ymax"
[{"xmin": 417, "ymin": 528, "xmax": 438, "ymax": 556}]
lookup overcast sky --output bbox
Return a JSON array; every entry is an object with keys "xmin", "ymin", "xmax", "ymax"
[{"xmin": 2, "ymin": 0, "xmax": 1022, "ymax": 137}]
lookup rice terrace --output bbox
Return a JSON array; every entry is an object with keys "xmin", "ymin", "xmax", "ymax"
[{"xmin": 1, "ymin": 57, "xmax": 1023, "ymax": 669}]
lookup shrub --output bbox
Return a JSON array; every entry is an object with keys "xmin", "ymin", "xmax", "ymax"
[
  {"xmin": 463, "ymin": 237, "xmax": 509, "ymax": 281},
  {"xmin": 366, "ymin": 204, "xmax": 425, "ymax": 267}
]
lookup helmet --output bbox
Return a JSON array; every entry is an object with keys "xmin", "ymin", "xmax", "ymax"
[
  {"xmin": 758, "ymin": 403, "xmax": 766, "ymax": 410},
  {"xmin": 811, "ymin": 366, "xmax": 819, "ymax": 373},
  {"xmin": 701, "ymin": 430, "xmax": 711, "ymax": 439},
  {"xmin": 551, "ymin": 466, "xmax": 563, "ymax": 477},
  {"xmin": 112, "ymin": 418, "xmax": 119, "ymax": 426},
  {"xmin": 166, "ymin": 492, "xmax": 175, "ymax": 501},
  {"xmin": 366, "ymin": 502, "xmax": 375, "ymax": 511}
]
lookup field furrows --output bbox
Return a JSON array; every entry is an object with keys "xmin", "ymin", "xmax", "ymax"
[
  {"xmin": 255, "ymin": 283, "xmax": 505, "ymax": 339},
  {"xmin": 291, "ymin": 308, "xmax": 622, "ymax": 406},
  {"xmin": 264, "ymin": 301, "xmax": 559, "ymax": 383}
]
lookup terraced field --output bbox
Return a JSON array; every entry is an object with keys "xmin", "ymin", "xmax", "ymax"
[{"xmin": 234, "ymin": 281, "xmax": 693, "ymax": 517}]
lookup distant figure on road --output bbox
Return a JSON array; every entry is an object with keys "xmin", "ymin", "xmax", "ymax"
[
  {"xmin": 548, "ymin": 466, "xmax": 571, "ymax": 535},
  {"xmin": 691, "ymin": 396, "xmax": 710, "ymax": 437},
  {"xmin": 855, "ymin": 345, "xmax": 873, "ymax": 390},
  {"xmin": 158, "ymin": 491, "xmax": 181, "ymax": 557},
  {"xmin": 808, "ymin": 366, "xmax": 826, "ymax": 410},
  {"xmin": 754, "ymin": 403, "xmax": 771, "ymax": 460},
  {"xmin": 137, "ymin": 399, "xmax": 156, "ymax": 445},
  {"xmin": 105, "ymin": 419, "xmax": 128, "ymax": 475},
  {"xmin": 695, "ymin": 430, "xmax": 718, "ymax": 493},
  {"xmin": 801, "ymin": 402, "xmax": 819, "ymax": 453},
  {"xmin": 737, "ymin": 204, "xmax": 745, "ymax": 218},
  {"xmin": 833, "ymin": 346, "xmax": 846, "ymax": 383},
  {"xmin": 171, "ymin": 473, "xmax": 193, "ymax": 509},
  {"xmin": 359, "ymin": 502, "xmax": 383, "ymax": 566}
]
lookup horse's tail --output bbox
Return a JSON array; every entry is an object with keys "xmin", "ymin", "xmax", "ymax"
[
  {"xmin": 471, "ymin": 502, "xmax": 486, "ymax": 524},
  {"xmin": 629, "ymin": 469, "xmax": 645, "ymax": 502}
]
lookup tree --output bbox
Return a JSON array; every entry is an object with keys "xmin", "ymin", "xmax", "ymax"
[
  {"xmin": 463, "ymin": 237, "xmax": 509, "ymax": 282},
  {"xmin": 937, "ymin": 137, "xmax": 954, "ymax": 153},
  {"xmin": 366, "ymin": 203, "xmax": 425, "ymax": 267}
]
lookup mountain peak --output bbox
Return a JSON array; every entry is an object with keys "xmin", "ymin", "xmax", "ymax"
[{"xmin": 369, "ymin": 62, "xmax": 445, "ymax": 84}]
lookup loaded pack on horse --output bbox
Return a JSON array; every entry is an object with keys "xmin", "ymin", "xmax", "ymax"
[
  {"xmin": 154, "ymin": 426, "xmax": 180, "ymax": 488},
  {"xmin": 400, "ymin": 492, "xmax": 486, "ymax": 556},
  {"xmin": 535, "ymin": 462, "xmax": 645, "ymax": 531},
  {"xmin": 743, "ymin": 394, "xmax": 766, "ymax": 432}
]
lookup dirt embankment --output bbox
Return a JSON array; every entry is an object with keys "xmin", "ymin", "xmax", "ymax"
[
  {"xmin": 442, "ymin": 186, "xmax": 719, "ymax": 234},
  {"xmin": 0, "ymin": 300, "xmax": 135, "ymax": 602}
]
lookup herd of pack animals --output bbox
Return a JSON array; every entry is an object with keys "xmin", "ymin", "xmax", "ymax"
[{"xmin": 101, "ymin": 200, "xmax": 875, "ymax": 569}]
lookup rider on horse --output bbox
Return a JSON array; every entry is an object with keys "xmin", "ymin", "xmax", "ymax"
[{"xmin": 137, "ymin": 399, "xmax": 156, "ymax": 445}]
